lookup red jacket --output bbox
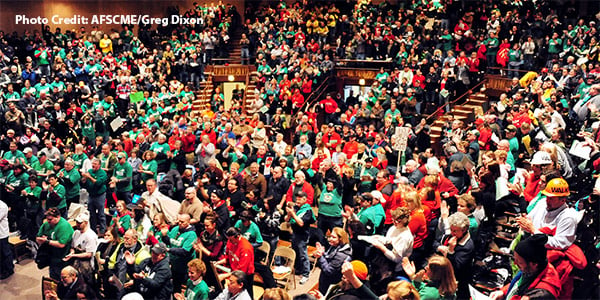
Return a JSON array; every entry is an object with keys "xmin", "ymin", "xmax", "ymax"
[
  {"xmin": 523, "ymin": 174, "xmax": 542, "ymax": 202},
  {"xmin": 285, "ymin": 181, "xmax": 315, "ymax": 205},
  {"xmin": 387, "ymin": 190, "xmax": 407, "ymax": 225},
  {"xmin": 416, "ymin": 174, "xmax": 459, "ymax": 198},
  {"xmin": 225, "ymin": 237, "xmax": 255, "ymax": 274},
  {"xmin": 408, "ymin": 209, "xmax": 428, "ymax": 249},
  {"xmin": 180, "ymin": 133, "xmax": 196, "ymax": 153},
  {"xmin": 501, "ymin": 263, "xmax": 561, "ymax": 300}
]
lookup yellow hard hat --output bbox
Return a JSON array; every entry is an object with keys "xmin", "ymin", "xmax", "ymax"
[{"xmin": 542, "ymin": 178, "xmax": 570, "ymax": 197}]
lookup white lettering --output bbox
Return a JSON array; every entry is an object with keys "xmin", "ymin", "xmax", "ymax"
[{"xmin": 15, "ymin": 15, "xmax": 48, "ymax": 25}]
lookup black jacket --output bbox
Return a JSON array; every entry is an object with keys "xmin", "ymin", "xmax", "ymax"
[
  {"xmin": 127, "ymin": 256, "xmax": 173, "ymax": 300},
  {"xmin": 318, "ymin": 243, "xmax": 352, "ymax": 295}
]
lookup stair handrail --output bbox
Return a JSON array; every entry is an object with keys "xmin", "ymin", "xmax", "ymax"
[
  {"xmin": 200, "ymin": 72, "xmax": 213, "ymax": 111},
  {"xmin": 424, "ymin": 79, "xmax": 487, "ymax": 122},
  {"xmin": 301, "ymin": 75, "xmax": 334, "ymax": 113},
  {"xmin": 286, "ymin": 74, "xmax": 334, "ymax": 128},
  {"xmin": 242, "ymin": 71, "xmax": 251, "ymax": 114}
]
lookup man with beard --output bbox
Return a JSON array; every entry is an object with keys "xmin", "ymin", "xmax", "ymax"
[
  {"xmin": 43, "ymin": 266, "xmax": 89, "ymax": 300},
  {"xmin": 124, "ymin": 242, "xmax": 173, "ymax": 299},
  {"xmin": 63, "ymin": 211, "xmax": 98, "ymax": 286},
  {"xmin": 107, "ymin": 229, "xmax": 150, "ymax": 299},
  {"xmin": 489, "ymin": 234, "xmax": 561, "ymax": 300}
]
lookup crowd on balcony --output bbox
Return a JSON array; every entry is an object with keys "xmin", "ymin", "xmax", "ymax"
[{"xmin": 0, "ymin": 0, "xmax": 599, "ymax": 300}]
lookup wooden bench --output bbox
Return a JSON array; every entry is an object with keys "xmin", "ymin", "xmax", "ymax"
[{"xmin": 9, "ymin": 236, "xmax": 30, "ymax": 263}]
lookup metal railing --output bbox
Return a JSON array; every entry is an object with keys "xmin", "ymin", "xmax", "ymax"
[{"xmin": 287, "ymin": 74, "xmax": 335, "ymax": 127}]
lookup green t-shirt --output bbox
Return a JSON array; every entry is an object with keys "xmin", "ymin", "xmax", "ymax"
[
  {"xmin": 49, "ymin": 183, "xmax": 67, "ymax": 209},
  {"xmin": 35, "ymin": 49, "xmax": 51, "ymax": 65},
  {"xmin": 548, "ymin": 38, "xmax": 562, "ymax": 54},
  {"xmin": 234, "ymin": 220, "xmax": 263, "ymax": 245},
  {"xmin": 71, "ymin": 153, "xmax": 88, "ymax": 171},
  {"xmin": 167, "ymin": 226, "xmax": 197, "ymax": 269},
  {"xmin": 358, "ymin": 204, "xmax": 385, "ymax": 233},
  {"xmin": 150, "ymin": 142, "xmax": 170, "ymax": 164},
  {"xmin": 37, "ymin": 217, "xmax": 74, "ymax": 263},
  {"xmin": 24, "ymin": 185, "xmax": 43, "ymax": 210},
  {"xmin": 59, "ymin": 167, "xmax": 81, "ymax": 199},
  {"xmin": 141, "ymin": 160, "xmax": 158, "ymax": 182},
  {"xmin": 318, "ymin": 184, "xmax": 343, "ymax": 217},
  {"xmin": 25, "ymin": 155, "xmax": 39, "ymax": 169},
  {"xmin": 485, "ymin": 38, "xmax": 499, "ymax": 54},
  {"xmin": 113, "ymin": 162, "xmax": 133, "ymax": 192},
  {"xmin": 83, "ymin": 168, "xmax": 108, "ymax": 196},
  {"xmin": 5, "ymin": 170, "xmax": 29, "ymax": 191},
  {"xmin": 32, "ymin": 160, "xmax": 54, "ymax": 175},
  {"xmin": 184, "ymin": 279, "xmax": 209, "ymax": 300},
  {"xmin": 110, "ymin": 212, "xmax": 131, "ymax": 233},
  {"xmin": 34, "ymin": 83, "xmax": 52, "ymax": 96},
  {"xmin": 3, "ymin": 150, "xmax": 25, "ymax": 165}
]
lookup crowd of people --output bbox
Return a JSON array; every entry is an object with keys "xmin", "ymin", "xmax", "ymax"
[{"xmin": 0, "ymin": 0, "xmax": 599, "ymax": 300}]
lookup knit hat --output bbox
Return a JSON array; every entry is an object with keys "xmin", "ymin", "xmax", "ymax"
[
  {"xmin": 350, "ymin": 260, "xmax": 368, "ymax": 280},
  {"xmin": 514, "ymin": 234, "xmax": 548, "ymax": 265}
]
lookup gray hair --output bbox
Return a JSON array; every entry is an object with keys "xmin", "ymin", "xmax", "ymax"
[
  {"xmin": 125, "ymin": 228, "xmax": 139, "ymax": 240},
  {"xmin": 62, "ymin": 265, "xmax": 78, "ymax": 276},
  {"xmin": 294, "ymin": 171, "xmax": 305, "ymax": 179},
  {"xmin": 447, "ymin": 212, "xmax": 470, "ymax": 230}
]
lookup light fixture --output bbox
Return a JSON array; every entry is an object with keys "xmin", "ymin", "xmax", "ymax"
[
  {"xmin": 359, "ymin": 79, "xmax": 365, "ymax": 86},
  {"xmin": 228, "ymin": 75, "xmax": 235, "ymax": 82}
]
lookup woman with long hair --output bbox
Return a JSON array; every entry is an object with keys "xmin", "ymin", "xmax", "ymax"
[
  {"xmin": 404, "ymin": 191, "xmax": 429, "ymax": 268},
  {"xmin": 96, "ymin": 226, "xmax": 121, "ymax": 298},
  {"xmin": 386, "ymin": 280, "xmax": 421, "ymax": 300},
  {"xmin": 139, "ymin": 150, "xmax": 157, "ymax": 184},
  {"xmin": 402, "ymin": 255, "xmax": 458, "ymax": 300},
  {"xmin": 193, "ymin": 212, "xmax": 224, "ymax": 290}
]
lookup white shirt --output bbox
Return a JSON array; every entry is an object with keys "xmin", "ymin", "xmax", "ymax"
[
  {"xmin": 0, "ymin": 200, "xmax": 8, "ymax": 239},
  {"xmin": 528, "ymin": 201, "xmax": 578, "ymax": 250},
  {"xmin": 72, "ymin": 228, "xmax": 98, "ymax": 267},
  {"xmin": 383, "ymin": 226, "xmax": 414, "ymax": 271}
]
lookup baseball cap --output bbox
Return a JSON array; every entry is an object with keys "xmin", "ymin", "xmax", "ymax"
[
  {"xmin": 117, "ymin": 152, "xmax": 127, "ymax": 159},
  {"xmin": 370, "ymin": 190, "xmax": 386, "ymax": 204},
  {"xmin": 75, "ymin": 211, "xmax": 90, "ymax": 223},
  {"xmin": 151, "ymin": 242, "xmax": 168, "ymax": 255},
  {"xmin": 23, "ymin": 147, "xmax": 33, "ymax": 154}
]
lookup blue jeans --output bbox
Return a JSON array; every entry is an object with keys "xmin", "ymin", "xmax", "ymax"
[
  {"xmin": 292, "ymin": 235, "xmax": 310, "ymax": 277},
  {"xmin": 88, "ymin": 192, "xmax": 106, "ymax": 234}
]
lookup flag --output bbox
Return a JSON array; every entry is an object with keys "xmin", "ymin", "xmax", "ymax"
[{"xmin": 130, "ymin": 91, "xmax": 144, "ymax": 104}]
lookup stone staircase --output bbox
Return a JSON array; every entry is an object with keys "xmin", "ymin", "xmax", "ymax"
[{"xmin": 429, "ymin": 92, "xmax": 489, "ymax": 150}]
